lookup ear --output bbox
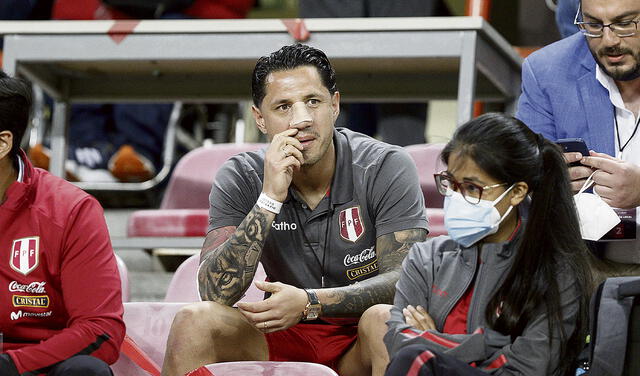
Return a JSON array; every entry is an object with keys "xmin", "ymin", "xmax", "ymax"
[
  {"xmin": 0, "ymin": 130, "xmax": 14, "ymax": 161},
  {"xmin": 509, "ymin": 182, "xmax": 529, "ymax": 207},
  {"xmin": 251, "ymin": 105, "xmax": 267, "ymax": 134},
  {"xmin": 331, "ymin": 91, "xmax": 340, "ymax": 121}
]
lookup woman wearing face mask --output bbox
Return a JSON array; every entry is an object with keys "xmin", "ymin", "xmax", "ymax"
[{"xmin": 383, "ymin": 113, "xmax": 593, "ymax": 376}]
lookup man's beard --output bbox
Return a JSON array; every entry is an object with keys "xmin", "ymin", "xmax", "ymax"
[{"xmin": 591, "ymin": 45, "xmax": 640, "ymax": 81}]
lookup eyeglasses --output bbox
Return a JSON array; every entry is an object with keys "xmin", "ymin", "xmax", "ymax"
[
  {"xmin": 434, "ymin": 173, "xmax": 507, "ymax": 205},
  {"xmin": 574, "ymin": 3, "xmax": 639, "ymax": 37}
]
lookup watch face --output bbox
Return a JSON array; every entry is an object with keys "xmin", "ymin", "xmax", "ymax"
[{"xmin": 307, "ymin": 305, "xmax": 321, "ymax": 320}]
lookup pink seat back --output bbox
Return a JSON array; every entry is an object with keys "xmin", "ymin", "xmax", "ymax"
[
  {"xmin": 161, "ymin": 143, "xmax": 266, "ymax": 209},
  {"xmin": 405, "ymin": 143, "xmax": 446, "ymax": 209},
  {"xmin": 164, "ymin": 254, "xmax": 200, "ymax": 302},
  {"xmin": 115, "ymin": 254, "xmax": 130, "ymax": 302},
  {"xmin": 127, "ymin": 209, "xmax": 209, "ymax": 237},
  {"xmin": 111, "ymin": 302, "xmax": 189, "ymax": 376},
  {"xmin": 202, "ymin": 361, "xmax": 339, "ymax": 376},
  {"xmin": 164, "ymin": 254, "xmax": 267, "ymax": 303},
  {"xmin": 426, "ymin": 208, "xmax": 447, "ymax": 237}
]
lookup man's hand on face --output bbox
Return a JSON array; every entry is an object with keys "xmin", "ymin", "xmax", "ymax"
[
  {"xmin": 564, "ymin": 152, "xmax": 595, "ymax": 193},
  {"xmin": 580, "ymin": 151, "xmax": 640, "ymax": 209},
  {"xmin": 262, "ymin": 129, "xmax": 305, "ymax": 202},
  {"xmin": 236, "ymin": 281, "xmax": 309, "ymax": 333}
]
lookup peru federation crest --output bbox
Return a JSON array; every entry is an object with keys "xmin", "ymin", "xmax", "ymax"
[
  {"xmin": 339, "ymin": 207, "xmax": 364, "ymax": 242},
  {"xmin": 10, "ymin": 237, "xmax": 40, "ymax": 276}
]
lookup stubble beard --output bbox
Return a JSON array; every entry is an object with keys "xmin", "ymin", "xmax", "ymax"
[
  {"xmin": 301, "ymin": 134, "xmax": 333, "ymax": 167},
  {"xmin": 591, "ymin": 44, "xmax": 640, "ymax": 81}
]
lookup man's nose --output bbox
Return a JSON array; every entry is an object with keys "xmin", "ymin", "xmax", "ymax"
[
  {"xmin": 289, "ymin": 102, "xmax": 312, "ymax": 128},
  {"xmin": 601, "ymin": 26, "xmax": 622, "ymax": 46}
]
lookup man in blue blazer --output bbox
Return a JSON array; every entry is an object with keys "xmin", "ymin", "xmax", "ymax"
[{"xmin": 516, "ymin": 0, "xmax": 640, "ymax": 264}]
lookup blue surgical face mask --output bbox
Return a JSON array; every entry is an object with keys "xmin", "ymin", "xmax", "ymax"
[{"xmin": 444, "ymin": 184, "xmax": 515, "ymax": 247}]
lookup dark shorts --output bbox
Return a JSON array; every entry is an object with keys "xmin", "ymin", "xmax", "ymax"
[{"xmin": 265, "ymin": 323, "xmax": 358, "ymax": 372}]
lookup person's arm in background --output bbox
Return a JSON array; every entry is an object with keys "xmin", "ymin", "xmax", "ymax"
[
  {"xmin": 515, "ymin": 58, "xmax": 558, "ymax": 141},
  {"xmin": 384, "ymin": 241, "xmax": 437, "ymax": 355},
  {"xmin": 3, "ymin": 197, "xmax": 125, "ymax": 375},
  {"xmin": 516, "ymin": 57, "xmax": 597, "ymax": 193},
  {"xmin": 580, "ymin": 151, "xmax": 640, "ymax": 209},
  {"xmin": 198, "ymin": 129, "xmax": 303, "ymax": 305}
]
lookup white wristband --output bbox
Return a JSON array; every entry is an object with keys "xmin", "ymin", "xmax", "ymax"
[{"xmin": 257, "ymin": 192, "xmax": 283, "ymax": 214}]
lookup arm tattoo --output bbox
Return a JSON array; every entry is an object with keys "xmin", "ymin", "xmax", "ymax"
[
  {"xmin": 320, "ymin": 228, "xmax": 427, "ymax": 316},
  {"xmin": 198, "ymin": 204, "xmax": 273, "ymax": 304}
]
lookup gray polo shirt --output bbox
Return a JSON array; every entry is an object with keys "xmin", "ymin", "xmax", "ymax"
[{"xmin": 208, "ymin": 128, "xmax": 428, "ymax": 289}]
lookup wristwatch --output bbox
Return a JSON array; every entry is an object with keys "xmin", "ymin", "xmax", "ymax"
[{"xmin": 302, "ymin": 288, "xmax": 321, "ymax": 321}]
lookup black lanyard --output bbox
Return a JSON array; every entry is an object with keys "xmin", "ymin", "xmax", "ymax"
[
  {"xmin": 613, "ymin": 105, "xmax": 640, "ymax": 153},
  {"xmin": 293, "ymin": 200, "xmax": 332, "ymax": 288}
]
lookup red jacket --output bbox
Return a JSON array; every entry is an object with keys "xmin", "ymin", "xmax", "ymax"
[
  {"xmin": 52, "ymin": 0, "xmax": 254, "ymax": 20},
  {"xmin": 0, "ymin": 152, "xmax": 124, "ymax": 374}
]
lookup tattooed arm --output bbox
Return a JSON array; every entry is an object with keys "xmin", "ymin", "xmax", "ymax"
[
  {"xmin": 318, "ymin": 228, "xmax": 427, "ymax": 317},
  {"xmin": 198, "ymin": 205, "xmax": 275, "ymax": 305},
  {"xmin": 199, "ymin": 127, "xmax": 306, "ymax": 304}
]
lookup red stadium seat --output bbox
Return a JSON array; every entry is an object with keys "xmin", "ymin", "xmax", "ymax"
[
  {"xmin": 161, "ymin": 143, "xmax": 266, "ymax": 210},
  {"xmin": 164, "ymin": 253, "xmax": 201, "ymax": 302},
  {"xmin": 111, "ymin": 302, "xmax": 189, "ymax": 376},
  {"xmin": 128, "ymin": 143, "xmax": 266, "ymax": 238},
  {"xmin": 127, "ymin": 209, "xmax": 209, "ymax": 238},
  {"xmin": 164, "ymin": 253, "xmax": 267, "ymax": 303},
  {"xmin": 194, "ymin": 361, "xmax": 339, "ymax": 376},
  {"xmin": 405, "ymin": 143, "xmax": 446, "ymax": 209}
]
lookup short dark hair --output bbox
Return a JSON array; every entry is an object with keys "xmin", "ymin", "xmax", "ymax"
[
  {"xmin": 0, "ymin": 71, "xmax": 32, "ymax": 160},
  {"xmin": 251, "ymin": 44, "xmax": 337, "ymax": 107}
]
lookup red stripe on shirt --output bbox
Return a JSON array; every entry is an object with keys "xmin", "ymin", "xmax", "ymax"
[
  {"xmin": 420, "ymin": 331, "xmax": 460, "ymax": 349},
  {"xmin": 507, "ymin": 217, "xmax": 522, "ymax": 241},
  {"xmin": 407, "ymin": 350, "xmax": 435, "ymax": 376},
  {"xmin": 402, "ymin": 328, "xmax": 419, "ymax": 338},
  {"xmin": 484, "ymin": 354, "xmax": 508, "ymax": 370},
  {"xmin": 401, "ymin": 329, "xmax": 461, "ymax": 349}
]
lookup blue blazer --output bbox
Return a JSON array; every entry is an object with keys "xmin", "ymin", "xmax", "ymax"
[{"xmin": 516, "ymin": 33, "xmax": 615, "ymax": 156}]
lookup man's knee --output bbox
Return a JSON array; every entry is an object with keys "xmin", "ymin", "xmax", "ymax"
[
  {"xmin": 170, "ymin": 301, "xmax": 255, "ymax": 342},
  {"xmin": 172, "ymin": 301, "xmax": 228, "ymax": 332},
  {"xmin": 48, "ymin": 355, "xmax": 111, "ymax": 376},
  {"xmin": 359, "ymin": 304, "xmax": 392, "ymax": 336}
]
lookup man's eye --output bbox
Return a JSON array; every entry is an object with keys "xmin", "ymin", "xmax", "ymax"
[
  {"xmin": 277, "ymin": 104, "xmax": 290, "ymax": 111},
  {"xmin": 307, "ymin": 99, "xmax": 319, "ymax": 106}
]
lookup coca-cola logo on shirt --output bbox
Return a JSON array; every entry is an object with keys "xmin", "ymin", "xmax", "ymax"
[
  {"xmin": 9, "ymin": 281, "xmax": 47, "ymax": 294},
  {"xmin": 343, "ymin": 246, "xmax": 376, "ymax": 266}
]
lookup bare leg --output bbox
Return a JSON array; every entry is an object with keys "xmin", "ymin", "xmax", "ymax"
[
  {"xmin": 161, "ymin": 301, "xmax": 268, "ymax": 376},
  {"xmin": 337, "ymin": 304, "xmax": 392, "ymax": 376}
]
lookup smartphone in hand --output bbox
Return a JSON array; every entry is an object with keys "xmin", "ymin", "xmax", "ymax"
[{"xmin": 556, "ymin": 138, "xmax": 589, "ymax": 167}]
